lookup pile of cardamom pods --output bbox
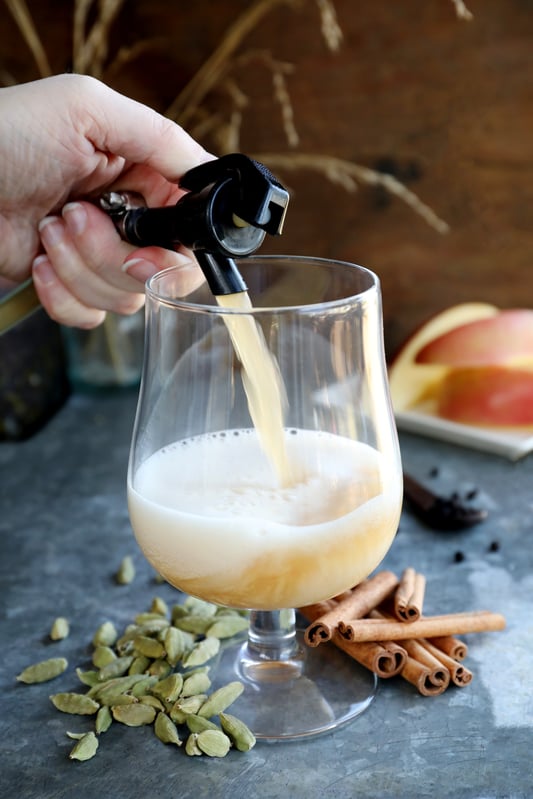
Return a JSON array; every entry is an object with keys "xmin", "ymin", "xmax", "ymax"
[{"xmin": 16, "ymin": 574, "xmax": 256, "ymax": 761}]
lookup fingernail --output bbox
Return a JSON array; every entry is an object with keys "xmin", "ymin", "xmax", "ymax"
[
  {"xmin": 38, "ymin": 216, "xmax": 65, "ymax": 247},
  {"xmin": 122, "ymin": 258, "xmax": 158, "ymax": 283},
  {"xmin": 62, "ymin": 202, "xmax": 87, "ymax": 235},
  {"xmin": 32, "ymin": 254, "xmax": 56, "ymax": 286}
]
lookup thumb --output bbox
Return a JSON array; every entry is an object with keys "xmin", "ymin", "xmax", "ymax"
[{"xmin": 71, "ymin": 75, "xmax": 214, "ymax": 181}]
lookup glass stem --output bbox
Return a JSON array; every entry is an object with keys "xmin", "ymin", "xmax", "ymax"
[{"xmin": 247, "ymin": 609, "xmax": 300, "ymax": 661}]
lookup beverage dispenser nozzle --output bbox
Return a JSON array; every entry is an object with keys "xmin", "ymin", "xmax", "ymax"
[{"xmin": 99, "ymin": 154, "xmax": 290, "ymax": 296}]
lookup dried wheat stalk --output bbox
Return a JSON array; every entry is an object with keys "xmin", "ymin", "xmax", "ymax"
[
  {"xmin": 106, "ymin": 37, "xmax": 166, "ymax": 80},
  {"xmin": 72, "ymin": 0, "xmax": 93, "ymax": 71},
  {"xmin": 253, "ymin": 152, "xmax": 450, "ymax": 233},
  {"xmin": 272, "ymin": 67, "xmax": 299, "ymax": 147},
  {"xmin": 4, "ymin": 0, "xmax": 51, "ymax": 77},
  {"xmin": 188, "ymin": 77, "xmax": 248, "ymax": 151},
  {"xmin": 165, "ymin": 0, "xmax": 299, "ymax": 125},
  {"xmin": 450, "ymin": 0, "xmax": 473, "ymax": 21},
  {"xmin": 315, "ymin": 0, "xmax": 343, "ymax": 51},
  {"xmin": 73, "ymin": 0, "xmax": 126, "ymax": 78},
  {"xmin": 228, "ymin": 49, "xmax": 300, "ymax": 148}
]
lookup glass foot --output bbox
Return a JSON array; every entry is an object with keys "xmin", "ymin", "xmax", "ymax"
[{"xmin": 215, "ymin": 630, "xmax": 378, "ymax": 741}]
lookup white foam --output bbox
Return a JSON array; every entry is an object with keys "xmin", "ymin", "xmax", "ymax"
[{"xmin": 128, "ymin": 428, "xmax": 401, "ymax": 606}]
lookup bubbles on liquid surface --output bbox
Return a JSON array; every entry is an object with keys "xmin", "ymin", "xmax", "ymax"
[{"xmin": 135, "ymin": 428, "xmax": 380, "ymax": 527}]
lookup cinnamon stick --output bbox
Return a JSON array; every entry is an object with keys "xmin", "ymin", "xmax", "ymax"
[
  {"xmin": 338, "ymin": 610, "xmax": 506, "ymax": 643},
  {"xmin": 427, "ymin": 635, "xmax": 468, "ymax": 661},
  {"xmin": 304, "ymin": 570, "xmax": 398, "ymax": 647},
  {"xmin": 299, "ymin": 600, "xmax": 407, "ymax": 679},
  {"xmin": 369, "ymin": 610, "xmax": 451, "ymax": 694},
  {"xmin": 337, "ymin": 638, "xmax": 407, "ymax": 678},
  {"xmin": 400, "ymin": 650, "xmax": 450, "ymax": 696},
  {"xmin": 420, "ymin": 640, "xmax": 473, "ymax": 687},
  {"xmin": 300, "ymin": 599, "xmax": 335, "ymax": 623},
  {"xmin": 394, "ymin": 567, "xmax": 426, "ymax": 622}
]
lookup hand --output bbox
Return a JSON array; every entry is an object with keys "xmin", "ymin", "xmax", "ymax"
[{"xmin": 0, "ymin": 74, "xmax": 210, "ymax": 327}]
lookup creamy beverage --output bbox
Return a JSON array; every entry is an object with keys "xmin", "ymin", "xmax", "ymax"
[{"xmin": 128, "ymin": 428, "xmax": 401, "ymax": 609}]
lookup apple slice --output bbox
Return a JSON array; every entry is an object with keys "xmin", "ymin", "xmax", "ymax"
[
  {"xmin": 416, "ymin": 309, "xmax": 533, "ymax": 367},
  {"xmin": 388, "ymin": 303, "xmax": 498, "ymax": 412},
  {"xmin": 437, "ymin": 367, "xmax": 533, "ymax": 428}
]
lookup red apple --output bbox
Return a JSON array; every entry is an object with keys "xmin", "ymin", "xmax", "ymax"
[
  {"xmin": 416, "ymin": 309, "xmax": 533, "ymax": 367},
  {"xmin": 437, "ymin": 367, "xmax": 533, "ymax": 427}
]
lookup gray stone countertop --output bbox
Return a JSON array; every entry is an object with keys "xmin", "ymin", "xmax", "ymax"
[{"xmin": 1, "ymin": 391, "xmax": 532, "ymax": 799}]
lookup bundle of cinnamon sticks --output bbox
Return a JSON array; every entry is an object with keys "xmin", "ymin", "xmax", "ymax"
[{"xmin": 299, "ymin": 568, "xmax": 505, "ymax": 696}]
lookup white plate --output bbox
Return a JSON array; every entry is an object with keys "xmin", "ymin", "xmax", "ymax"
[{"xmin": 395, "ymin": 409, "xmax": 533, "ymax": 460}]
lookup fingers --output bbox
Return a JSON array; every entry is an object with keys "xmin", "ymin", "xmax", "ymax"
[
  {"xmin": 35, "ymin": 200, "xmax": 204, "ymax": 327},
  {"xmin": 32, "ymin": 255, "xmax": 106, "ymax": 329},
  {"xmin": 49, "ymin": 202, "xmax": 144, "ymax": 293},
  {"xmin": 122, "ymin": 248, "xmax": 204, "ymax": 297},
  {"xmin": 38, "ymin": 212, "xmax": 142, "ymax": 316}
]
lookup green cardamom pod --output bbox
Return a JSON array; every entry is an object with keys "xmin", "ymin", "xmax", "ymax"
[
  {"xmin": 116, "ymin": 555, "xmax": 135, "ymax": 585},
  {"xmin": 115, "ymin": 637, "xmax": 135, "ymax": 657},
  {"xmin": 99, "ymin": 693, "xmax": 138, "ymax": 707},
  {"xmin": 134, "ymin": 612, "xmax": 163, "ymax": 624},
  {"xmin": 205, "ymin": 617, "xmax": 249, "ymax": 639},
  {"xmin": 75, "ymin": 668, "xmax": 100, "ymax": 688},
  {"xmin": 16, "ymin": 657, "xmax": 68, "ymax": 684},
  {"xmin": 69, "ymin": 731, "xmax": 99, "ymax": 761},
  {"xmin": 183, "ymin": 597, "xmax": 217, "ymax": 617},
  {"xmin": 111, "ymin": 703, "xmax": 156, "ymax": 726},
  {"xmin": 182, "ymin": 636, "xmax": 220, "ymax": 668},
  {"xmin": 95, "ymin": 705, "xmax": 113, "ymax": 734},
  {"xmin": 171, "ymin": 604, "xmax": 188, "ymax": 624},
  {"xmin": 185, "ymin": 714, "xmax": 220, "ymax": 734},
  {"xmin": 149, "ymin": 597, "xmax": 169, "ymax": 617},
  {"xmin": 154, "ymin": 712, "xmax": 182, "ymax": 746},
  {"xmin": 185, "ymin": 732, "xmax": 203, "ymax": 757},
  {"xmin": 175, "ymin": 615, "xmax": 212, "ymax": 635},
  {"xmin": 50, "ymin": 692, "xmax": 100, "ymax": 715},
  {"xmin": 133, "ymin": 635, "xmax": 165, "ymax": 659},
  {"xmin": 196, "ymin": 729, "xmax": 231, "ymax": 757},
  {"xmin": 91, "ymin": 674, "xmax": 147, "ymax": 702},
  {"xmin": 147, "ymin": 658, "xmax": 171, "ymax": 679},
  {"xmin": 163, "ymin": 627, "xmax": 187, "ymax": 666},
  {"xmin": 50, "ymin": 617, "xmax": 70, "ymax": 641},
  {"xmin": 133, "ymin": 614, "xmax": 169, "ymax": 630},
  {"xmin": 92, "ymin": 621, "xmax": 117, "ymax": 648},
  {"xmin": 170, "ymin": 694, "xmax": 207, "ymax": 724},
  {"xmin": 138, "ymin": 695, "xmax": 165, "ymax": 711},
  {"xmin": 92, "ymin": 646, "xmax": 117, "ymax": 669},
  {"xmin": 151, "ymin": 673, "xmax": 183, "ymax": 703},
  {"xmin": 198, "ymin": 681, "xmax": 244, "ymax": 718},
  {"xmin": 129, "ymin": 675, "xmax": 158, "ymax": 698},
  {"xmin": 98, "ymin": 656, "xmax": 134, "ymax": 681},
  {"xmin": 181, "ymin": 672, "xmax": 212, "ymax": 697},
  {"xmin": 219, "ymin": 712, "xmax": 256, "ymax": 751},
  {"xmin": 128, "ymin": 655, "xmax": 151, "ymax": 675}
]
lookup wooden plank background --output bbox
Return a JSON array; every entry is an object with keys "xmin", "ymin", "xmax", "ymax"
[{"xmin": 2, "ymin": 0, "xmax": 532, "ymax": 357}]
